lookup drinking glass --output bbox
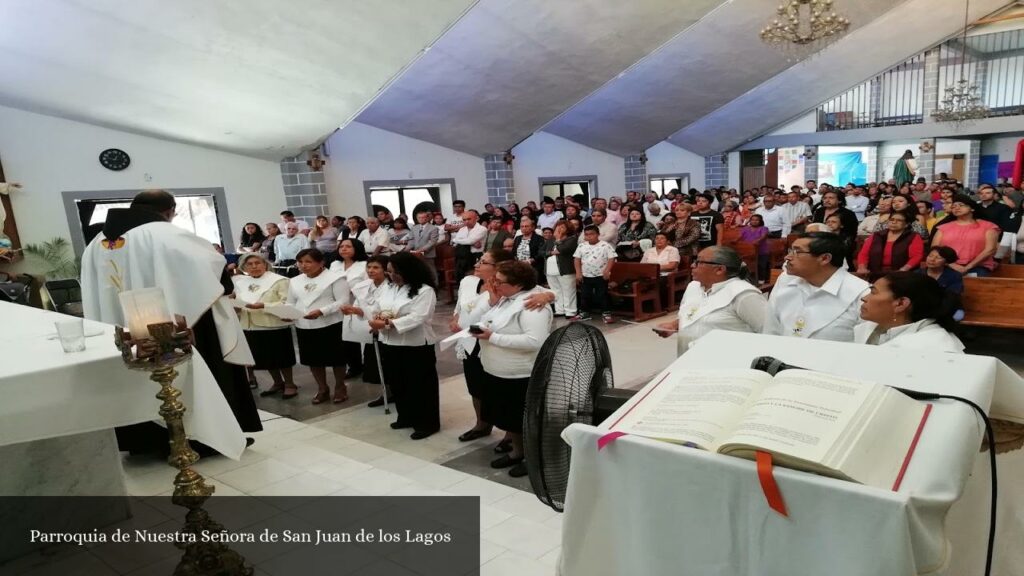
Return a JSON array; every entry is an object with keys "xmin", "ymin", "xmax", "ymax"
[{"xmin": 55, "ymin": 318, "xmax": 86, "ymax": 352}]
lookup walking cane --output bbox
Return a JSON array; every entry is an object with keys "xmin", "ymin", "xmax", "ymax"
[{"xmin": 372, "ymin": 332, "xmax": 391, "ymax": 415}]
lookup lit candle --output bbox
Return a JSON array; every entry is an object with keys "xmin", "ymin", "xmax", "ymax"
[{"xmin": 119, "ymin": 288, "xmax": 172, "ymax": 338}]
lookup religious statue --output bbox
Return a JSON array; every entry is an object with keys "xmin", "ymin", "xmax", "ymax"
[{"xmin": 892, "ymin": 150, "xmax": 916, "ymax": 188}]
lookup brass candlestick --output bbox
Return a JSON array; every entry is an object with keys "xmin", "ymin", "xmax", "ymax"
[{"xmin": 115, "ymin": 317, "xmax": 252, "ymax": 576}]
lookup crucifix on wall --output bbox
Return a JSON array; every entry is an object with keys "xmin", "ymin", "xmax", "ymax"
[{"xmin": 0, "ymin": 154, "xmax": 24, "ymax": 262}]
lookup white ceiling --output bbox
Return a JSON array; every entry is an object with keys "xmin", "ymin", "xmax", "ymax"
[
  {"xmin": 354, "ymin": 0, "xmax": 725, "ymax": 156},
  {"xmin": 0, "ymin": 0, "xmax": 478, "ymax": 159}
]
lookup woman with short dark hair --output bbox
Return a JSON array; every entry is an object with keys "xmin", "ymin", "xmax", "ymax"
[
  {"xmin": 856, "ymin": 209, "xmax": 925, "ymax": 279},
  {"xmin": 286, "ymin": 248, "xmax": 351, "ymax": 404},
  {"xmin": 854, "ymin": 271, "xmax": 963, "ymax": 351},
  {"xmin": 473, "ymin": 260, "xmax": 553, "ymax": 477},
  {"xmin": 931, "ymin": 195, "xmax": 1000, "ymax": 276},
  {"xmin": 369, "ymin": 252, "xmax": 440, "ymax": 439}
]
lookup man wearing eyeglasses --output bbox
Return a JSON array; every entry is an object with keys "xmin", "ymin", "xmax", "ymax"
[{"xmin": 763, "ymin": 232, "xmax": 869, "ymax": 342}]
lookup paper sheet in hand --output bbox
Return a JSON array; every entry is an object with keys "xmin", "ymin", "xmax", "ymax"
[
  {"xmin": 439, "ymin": 328, "xmax": 471, "ymax": 351},
  {"xmin": 263, "ymin": 305, "xmax": 305, "ymax": 320}
]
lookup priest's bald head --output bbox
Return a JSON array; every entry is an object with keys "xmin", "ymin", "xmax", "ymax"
[{"xmin": 131, "ymin": 189, "xmax": 177, "ymax": 221}]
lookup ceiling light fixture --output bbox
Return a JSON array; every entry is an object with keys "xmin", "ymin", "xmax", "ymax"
[
  {"xmin": 760, "ymin": 0, "xmax": 850, "ymax": 53},
  {"xmin": 931, "ymin": 0, "xmax": 990, "ymax": 127}
]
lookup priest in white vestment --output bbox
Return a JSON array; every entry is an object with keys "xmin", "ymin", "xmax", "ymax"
[
  {"xmin": 81, "ymin": 190, "xmax": 261, "ymax": 454},
  {"xmin": 655, "ymin": 246, "xmax": 766, "ymax": 354},
  {"xmin": 764, "ymin": 232, "xmax": 869, "ymax": 342}
]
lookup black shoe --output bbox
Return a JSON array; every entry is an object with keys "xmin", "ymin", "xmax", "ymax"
[
  {"xmin": 508, "ymin": 462, "xmax": 528, "ymax": 478},
  {"xmin": 458, "ymin": 428, "xmax": 492, "ymax": 442},
  {"xmin": 368, "ymin": 396, "xmax": 385, "ymax": 407},
  {"xmin": 245, "ymin": 437, "xmax": 255, "ymax": 447},
  {"xmin": 493, "ymin": 439, "xmax": 513, "ymax": 453},
  {"xmin": 390, "ymin": 422, "xmax": 413, "ymax": 430},
  {"xmin": 410, "ymin": 429, "xmax": 438, "ymax": 440},
  {"xmin": 491, "ymin": 454, "xmax": 523, "ymax": 469}
]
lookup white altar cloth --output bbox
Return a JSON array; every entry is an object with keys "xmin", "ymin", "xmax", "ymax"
[
  {"xmin": 559, "ymin": 330, "xmax": 1023, "ymax": 576},
  {"xmin": 0, "ymin": 302, "xmax": 245, "ymax": 459}
]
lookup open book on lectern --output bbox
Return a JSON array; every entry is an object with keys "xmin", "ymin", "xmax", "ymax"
[{"xmin": 607, "ymin": 369, "xmax": 932, "ymax": 491}]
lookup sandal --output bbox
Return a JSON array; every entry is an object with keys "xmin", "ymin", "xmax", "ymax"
[
  {"xmin": 282, "ymin": 387, "xmax": 299, "ymax": 400},
  {"xmin": 312, "ymin": 391, "xmax": 330, "ymax": 405},
  {"xmin": 333, "ymin": 385, "xmax": 349, "ymax": 404},
  {"xmin": 259, "ymin": 385, "xmax": 285, "ymax": 397}
]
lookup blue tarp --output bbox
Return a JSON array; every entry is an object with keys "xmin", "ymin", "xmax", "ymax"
[{"xmin": 819, "ymin": 152, "xmax": 867, "ymax": 186}]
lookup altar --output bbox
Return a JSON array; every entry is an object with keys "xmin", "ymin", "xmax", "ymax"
[
  {"xmin": 0, "ymin": 301, "xmax": 247, "ymax": 496},
  {"xmin": 558, "ymin": 330, "xmax": 1024, "ymax": 576}
]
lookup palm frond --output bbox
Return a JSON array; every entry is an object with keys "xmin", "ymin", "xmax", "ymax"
[{"xmin": 23, "ymin": 237, "xmax": 80, "ymax": 279}]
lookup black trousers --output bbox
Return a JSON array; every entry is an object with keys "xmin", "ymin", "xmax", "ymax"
[
  {"xmin": 454, "ymin": 249, "xmax": 480, "ymax": 282},
  {"xmin": 361, "ymin": 343, "xmax": 382, "ymax": 385},
  {"xmin": 341, "ymin": 341, "xmax": 363, "ymax": 372},
  {"xmin": 378, "ymin": 343, "xmax": 440, "ymax": 433},
  {"xmin": 580, "ymin": 276, "xmax": 609, "ymax": 314}
]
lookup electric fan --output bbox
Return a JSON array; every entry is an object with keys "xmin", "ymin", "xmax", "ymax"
[{"xmin": 523, "ymin": 323, "xmax": 635, "ymax": 512}]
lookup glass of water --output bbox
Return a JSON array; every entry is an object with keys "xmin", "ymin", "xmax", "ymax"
[{"xmin": 55, "ymin": 319, "xmax": 86, "ymax": 352}]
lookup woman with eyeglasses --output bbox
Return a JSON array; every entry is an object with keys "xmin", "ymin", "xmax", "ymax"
[
  {"xmin": 473, "ymin": 260, "xmax": 554, "ymax": 477},
  {"xmin": 232, "ymin": 252, "xmax": 296, "ymax": 396},
  {"xmin": 654, "ymin": 246, "xmax": 766, "ymax": 354},
  {"xmin": 856, "ymin": 209, "xmax": 925, "ymax": 279},
  {"xmin": 368, "ymin": 252, "xmax": 440, "ymax": 439},
  {"xmin": 930, "ymin": 194, "xmax": 1000, "ymax": 276}
]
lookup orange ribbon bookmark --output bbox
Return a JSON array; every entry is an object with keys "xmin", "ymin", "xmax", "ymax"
[{"xmin": 756, "ymin": 451, "xmax": 788, "ymax": 517}]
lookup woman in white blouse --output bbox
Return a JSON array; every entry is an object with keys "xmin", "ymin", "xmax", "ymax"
[
  {"xmin": 287, "ymin": 248, "xmax": 351, "ymax": 404},
  {"xmin": 232, "ymin": 253, "xmax": 297, "ymax": 398},
  {"xmin": 641, "ymin": 232, "xmax": 681, "ymax": 272},
  {"xmin": 368, "ymin": 252, "xmax": 440, "ymax": 439},
  {"xmin": 330, "ymin": 238, "xmax": 369, "ymax": 378},
  {"xmin": 853, "ymin": 271, "xmax": 963, "ymax": 352},
  {"xmin": 342, "ymin": 255, "xmax": 390, "ymax": 405},
  {"xmin": 473, "ymin": 260, "xmax": 554, "ymax": 478},
  {"xmin": 655, "ymin": 246, "xmax": 767, "ymax": 355}
]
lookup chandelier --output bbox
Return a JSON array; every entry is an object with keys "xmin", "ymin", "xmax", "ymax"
[
  {"xmin": 760, "ymin": 0, "xmax": 850, "ymax": 49},
  {"xmin": 931, "ymin": 0, "xmax": 989, "ymax": 126}
]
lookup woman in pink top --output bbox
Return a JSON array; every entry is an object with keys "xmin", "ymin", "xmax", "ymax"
[{"xmin": 931, "ymin": 194, "xmax": 1000, "ymax": 277}]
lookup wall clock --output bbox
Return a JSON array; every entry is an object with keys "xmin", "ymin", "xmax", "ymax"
[{"xmin": 99, "ymin": 148, "xmax": 131, "ymax": 171}]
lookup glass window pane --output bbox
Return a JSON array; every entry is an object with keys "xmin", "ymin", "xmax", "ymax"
[
  {"xmin": 401, "ymin": 189, "xmax": 433, "ymax": 217},
  {"xmin": 370, "ymin": 190, "xmax": 401, "ymax": 219},
  {"xmin": 563, "ymin": 183, "xmax": 583, "ymax": 198},
  {"xmin": 542, "ymin": 184, "xmax": 561, "ymax": 199},
  {"xmin": 650, "ymin": 180, "xmax": 663, "ymax": 196},
  {"xmin": 88, "ymin": 202, "xmax": 131, "ymax": 225},
  {"xmin": 173, "ymin": 196, "xmax": 221, "ymax": 245}
]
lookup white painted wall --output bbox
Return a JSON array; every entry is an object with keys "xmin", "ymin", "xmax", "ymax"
[
  {"xmin": 644, "ymin": 141, "xmax": 705, "ymax": 190},
  {"xmin": 0, "ymin": 103, "xmax": 284, "ymax": 249},
  {"xmin": 981, "ymin": 133, "xmax": 1024, "ymax": 159},
  {"xmin": 728, "ymin": 151, "xmax": 741, "ymax": 189},
  {"xmin": 513, "ymin": 132, "xmax": 625, "ymax": 201},
  {"xmin": 323, "ymin": 122, "xmax": 487, "ymax": 217}
]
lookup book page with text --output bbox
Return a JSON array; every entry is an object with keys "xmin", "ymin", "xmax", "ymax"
[
  {"xmin": 718, "ymin": 371, "xmax": 876, "ymax": 465},
  {"xmin": 609, "ymin": 370, "xmax": 770, "ymax": 450}
]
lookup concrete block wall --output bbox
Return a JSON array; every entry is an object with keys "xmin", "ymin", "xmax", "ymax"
[
  {"xmin": 917, "ymin": 139, "xmax": 936, "ymax": 183},
  {"xmin": 484, "ymin": 154, "xmax": 515, "ymax": 204},
  {"xmin": 704, "ymin": 154, "xmax": 728, "ymax": 188},
  {"xmin": 803, "ymin": 146, "xmax": 818, "ymax": 183},
  {"xmin": 967, "ymin": 139, "xmax": 981, "ymax": 189},
  {"xmin": 923, "ymin": 49, "xmax": 940, "ymax": 122},
  {"xmin": 280, "ymin": 150, "xmax": 328, "ymax": 219},
  {"xmin": 624, "ymin": 155, "xmax": 648, "ymax": 194}
]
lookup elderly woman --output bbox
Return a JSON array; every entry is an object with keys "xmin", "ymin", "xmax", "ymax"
[
  {"xmin": 232, "ymin": 253, "xmax": 297, "ymax": 397},
  {"xmin": 931, "ymin": 194, "xmax": 1000, "ymax": 276},
  {"xmin": 388, "ymin": 217, "xmax": 412, "ymax": 253},
  {"xmin": 856, "ymin": 209, "xmax": 925, "ymax": 278},
  {"xmin": 641, "ymin": 232, "xmax": 681, "ymax": 272},
  {"xmin": 670, "ymin": 203, "xmax": 702, "ymax": 260},
  {"xmin": 341, "ymin": 255, "xmax": 390, "ymax": 405},
  {"xmin": 655, "ymin": 246, "xmax": 767, "ymax": 355},
  {"xmin": 474, "ymin": 261, "xmax": 554, "ymax": 477},
  {"xmin": 287, "ymin": 248, "xmax": 351, "ymax": 404},
  {"xmin": 330, "ymin": 238, "xmax": 369, "ymax": 378},
  {"xmin": 854, "ymin": 271, "xmax": 962, "ymax": 351},
  {"xmin": 369, "ymin": 252, "xmax": 440, "ymax": 439}
]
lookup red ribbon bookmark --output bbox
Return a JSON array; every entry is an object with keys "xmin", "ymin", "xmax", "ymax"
[
  {"xmin": 756, "ymin": 451, "xmax": 788, "ymax": 517},
  {"xmin": 597, "ymin": 431, "xmax": 627, "ymax": 451}
]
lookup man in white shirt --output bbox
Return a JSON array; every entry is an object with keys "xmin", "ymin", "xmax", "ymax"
[
  {"xmin": 537, "ymin": 198, "xmax": 564, "ymax": 230},
  {"xmin": 764, "ymin": 232, "xmax": 870, "ymax": 342},
  {"xmin": 845, "ymin": 187, "xmax": 870, "ymax": 222},
  {"xmin": 452, "ymin": 209, "xmax": 487, "ymax": 280},
  {"xmin": 780, "ymin": 190, "xmax": 812, "ymax": 236},
  {"xmin": 363, "ymin": 217, "xmax": 391, "ymax": 256},
  {"xmin": 805, "ymin": 180, "xmax": 822, "ymax": 206},
  {"xmin": 590, "ymin": 209, "xmax": 618, "ymax": 245},
  {"xmin": 280, "ymin": 210, "xmax": 311, "ymax": 236},
  {"xmin": 755, "ymin": 194, "xmax": 785, "ymax": 238},
  {"xmin": 273, "ymin": 222, "xmax": 308, "ymax": 263},
  {"xmin": 445, "ymin": 200, "xmax": 467, "ymax": 238}
]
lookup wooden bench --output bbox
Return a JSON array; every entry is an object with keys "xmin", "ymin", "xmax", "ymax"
[
  {"xmin": 434, "ymin": 242, "xmax": 457, "ymax": 304},
  {"xmin": 993, "ymin": 264, "xmax": 1024, "ymax": 280},
  {"xmin": 608, "ymin": 262, "xmax": 665, "ymax": 321},
  {"xmin": 660, "ymin": 256, "xmax": 691, "ymax": 311},
  {"xmin": 961, "ymin": 277, "xmax": 1024, "ymax": 329},
  {"xmin": 760, "ymin": 268, "xmax": 784, "ymax": 293}
]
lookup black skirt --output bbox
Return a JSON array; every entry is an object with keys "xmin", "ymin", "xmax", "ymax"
[
  {"xmin": 295, "ymin": 323, "xmax": 345, "ymax": 367},
  {"xmin": 243, "ymin": 327, "xmax": 296, "ymax": 370},
  {"xmin": 481, "ymin": 372, "xmax": 529, "ymax": 434},
  {"xmin": 463, "ymin": 344, "xmax": 486, "ymax": 399}
]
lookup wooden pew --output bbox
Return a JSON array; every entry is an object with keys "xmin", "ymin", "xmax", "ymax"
[
  {"xmin": 434, "ymin": 242, "xmax": 457, "ymax": 304},
  {"xmin": 661, "ymin": 256, "xmax": 691, "ymax": 311},
  {"xmin": 960, "ymin": 277, "xmax": 1024, "ymax": 329},
  {"xmin": 760, "ymin": 268, "xmax": 784, "ymax": 293},
  {"xmin": 992, "ymin": 264, "xmax": 1024, "ymax": 280},
  {"xmin": 608, "ymin": 262, "xmax": 665, "ymax": 321}
]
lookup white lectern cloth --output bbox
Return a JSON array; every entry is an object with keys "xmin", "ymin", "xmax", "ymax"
[
  {"xmin": 559, "ymin": 330, "xmax": 1022, "ymax": 576},
  {"xmin": 0, "ymin": 302, "xmax": 246, "ymax": 459}
]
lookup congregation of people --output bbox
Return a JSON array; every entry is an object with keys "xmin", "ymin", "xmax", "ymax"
[{"xmin": 223, "ymin": 167, "xmax": 1021, "ymax": 477}]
